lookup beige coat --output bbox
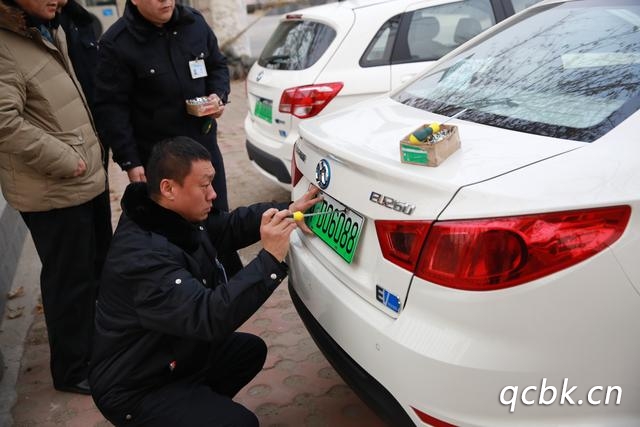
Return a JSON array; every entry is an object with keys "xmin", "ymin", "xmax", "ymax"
[{"xmin": 0, "ymin": 2, "xmax": 105, "ymax": 212}]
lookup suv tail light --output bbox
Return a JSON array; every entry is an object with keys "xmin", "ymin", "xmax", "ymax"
[
  {"xmin": 279, "ymin": 83, "xmax": 343, "ymax": 119},
  {"xmin": 291, "ymin": 144, "xmax": 303, "ymax": 187},
  {"xmin": 376, "ymin": 206, "xmax": 630, "ymax": 291}
]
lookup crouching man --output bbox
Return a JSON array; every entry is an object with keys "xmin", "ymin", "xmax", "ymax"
[{"xmin": 90, "ymin": 136, "xmax": 321, "ymax": 426}]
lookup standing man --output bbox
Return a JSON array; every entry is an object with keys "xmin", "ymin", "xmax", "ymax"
[
  {"xmin": 58, "ymin": 0, "xmax": 113, "ymax": 244},
  {"xmin": 57, "ymin": 0, "xmax": 100, "ymax": 111},
  {"xmin": 93, "ymin": 0, "xmax": 230, "ymax": 207},
  {"xmin": 93, "ymin": 0, "xmax": 241, "ymax": 273},
  {"xmin": 0, "ymin": 0, "xmax": 111, "ymax": 394},
  {"xmin": 90, "ymin": 137, "xmax": 321, "ymax": 426}
]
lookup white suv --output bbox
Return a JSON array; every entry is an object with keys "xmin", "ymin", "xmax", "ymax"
[{"xmin": 244, "ymin": 0, "xmax": 541, "ymax": 189}]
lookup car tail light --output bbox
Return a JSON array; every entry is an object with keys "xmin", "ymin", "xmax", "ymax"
[
  {"xmin": 376, "ymin": 206, "xmax": 630, "ymax": 291},
  {"xmin": 279, "ymin": 83, "xmax": 344, "ymax": 119},
  {"xmin": 291, "ymin": 144, "xmax": 303, "ymax": 187},
  {"xmin": 375, "ymin": 221, "xmax": 433, "ymax": 271}
]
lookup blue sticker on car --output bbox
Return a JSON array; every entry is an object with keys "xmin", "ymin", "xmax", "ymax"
[{"xmin": 376, "ymin": 285, "xmax": 401, "ymax": 313}]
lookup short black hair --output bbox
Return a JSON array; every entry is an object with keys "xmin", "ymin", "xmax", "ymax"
[{"xmin": 146, "ymin": 137, "xmax": 211, "ymax": 197}]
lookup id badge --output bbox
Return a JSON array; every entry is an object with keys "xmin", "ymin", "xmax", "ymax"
[{"xmin": 189, "ymin": 59, "xmax": 208, "ymax": 79}]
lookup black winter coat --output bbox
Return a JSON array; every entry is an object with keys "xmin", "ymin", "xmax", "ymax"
[
  {"xmin": 89, "ymin": 183, "xmax": 287, "ymax": 415},
  {"xmin": 58, "ymin": 0, "xmax": 99, "ymax": 111},
  {"xmin": 93, "ymin": 1, "xmax": 230, "ymax": 171}
]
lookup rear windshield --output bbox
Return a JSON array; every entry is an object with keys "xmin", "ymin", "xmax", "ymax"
[
  {"xmin": 393, "ymin": 0, "xmax": 640, "ymax": 142},
  {"xmin": 258, "ymin": 20, "xmax": 336, "ymax": 70}
]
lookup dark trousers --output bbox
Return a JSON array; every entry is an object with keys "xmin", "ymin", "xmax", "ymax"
[
  {"xmin": 20, "ymin": 191, "xmax": 112, "ymax": 388},
  {"xmin": 106, "ymin": 333, "xmax": 266, "ymax": 427},
  {"xmin": 207, "ymin": 137, "xmax": 229, "ymax": 213},
  {"xmin": 206, "ymin": 139, "xmax": 243, "ymax": 276}
]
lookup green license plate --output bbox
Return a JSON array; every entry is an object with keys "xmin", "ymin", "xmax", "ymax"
[
  {"xmin": 254, "ymin": 99, "xmax": 272, "ymax": 123},
  {"xmin": 306, "ymin": 193, "xmax": 364, "ymax": 263}
]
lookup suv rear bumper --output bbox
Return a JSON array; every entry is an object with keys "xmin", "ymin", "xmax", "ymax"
[{"xmin": 245, "ymin": 139, "xmax": 291, "ymax": 185}]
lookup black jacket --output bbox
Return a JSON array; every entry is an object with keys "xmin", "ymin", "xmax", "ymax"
[
  {"xmin": 58, "ymin": 0, "xmax": 99, "ymax": 111},
  {"xmin": 89, "ymin": 183, "xmax": 287, "ymax": 416},
  {"xmin": 93, "ymin": 1, "xmax": 230, "ymax": 170}
]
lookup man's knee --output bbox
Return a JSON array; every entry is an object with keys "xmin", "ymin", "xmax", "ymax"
[
  {"xmin": 243, "ymin": 333, "xmax": 267, "ymax": 374},
  {"xmin": 253, "ymin": 334, "xmax": 267, "ymax": 361},
  {"xmin": 228, "ymin": 403, "xmax": 259, "ymax": 427}
]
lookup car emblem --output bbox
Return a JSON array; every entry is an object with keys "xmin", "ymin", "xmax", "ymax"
[
  {"xmin": 256, "ymin": 71, "xmax": 264, "ymax": 82},
  {"xmin": 295, "ymin": 144, "xmax": 306, "ymax": 162},
  {"xmin": 315, "ymin": 159, "xmax": 331, "ymax": 189},
  {"xmin": 370, "ymin": 191, "xmax": 416, "ymax": 215},
  {"xmin": 376, "ymin": 285, "xmax": 401, "ymax": 313}
]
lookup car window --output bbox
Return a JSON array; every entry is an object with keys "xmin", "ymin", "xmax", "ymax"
[
  {"xmin": 392, "ymin": 0, "xmax": 495, "ymax": 64},
  {"xmin": 258, "ymin": 20, "xmax": 336, "ymax": 70},
  {"xmin": 394, "ymin": 1, "xmax": 640, "ymax": 142},
  {"xmin": 511, "ymin": 0, "xmax": 542, "ymax": 13},
  {"xmin": 360, "ymin": 14, "xmax": 401, "ymax": 67}
]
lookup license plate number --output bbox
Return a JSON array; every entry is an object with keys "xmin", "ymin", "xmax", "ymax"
[
  {"xmin": 254, "ymin": 99, "xmax": 272, "ymax": 123},
  {"xmin": 306, "ymin": 194, "xmax": 364, "ymax": 264}
]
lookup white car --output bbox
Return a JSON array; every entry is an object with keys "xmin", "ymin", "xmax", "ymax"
[
  {"xmin": 288, "ymin": 0, "xmax": 640, "ymax": 425},
  {"xmin": 245, "ymin": 0, "xmax": 542, "ymax": 189}
]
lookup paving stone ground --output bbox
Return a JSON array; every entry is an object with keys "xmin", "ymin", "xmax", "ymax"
[{"xmin": 9, "ymin": 80, "xmax": 387, "ymax": 427}]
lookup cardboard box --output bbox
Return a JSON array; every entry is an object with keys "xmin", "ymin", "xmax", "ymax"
[
  {"xmin": 185, "ymin": 97, "xmax": 222, "ymax": 117},
  {"xmin": 399, "ymin": 123, "xmax": 461, "ymax": 167}
]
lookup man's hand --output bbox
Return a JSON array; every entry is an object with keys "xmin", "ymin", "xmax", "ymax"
[
  {"xmin": 288, "ymin": 186, "xmax": 323, "ymax": 234},
  {"xmin": 211, "ymin": 105, "xmax": 224, "ymax": 119},
  {"xmin": 127, "ymin": 166, "xmax": 147, "ymax": 183},
  {"xmin": 208, "ymin": 93, "xmax": 224, "ymax": 119},
  {"xmin": 71, "ymin": 158, "xmax": 87, "ymax": 177},
  {"xmin": 261, "ymin": 208, "xmax": 298, "ymax": 262}
]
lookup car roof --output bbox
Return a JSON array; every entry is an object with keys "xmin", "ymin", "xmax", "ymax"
[
  {"xmin": 287, "ymin": 0, "xmax": 419, "ymax": 17},
  {"xmin": 336, "ymin": 0, "xmax": 402, "ymax": 8}
]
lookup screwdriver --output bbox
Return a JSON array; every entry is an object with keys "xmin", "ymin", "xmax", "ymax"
[
  {"xmin": 408, "ymin": 108, "xmax": 468, "ymax": 144},
  {"xmin": 289, "ymin": 210, "xmax": 345, "ymax": 221}
]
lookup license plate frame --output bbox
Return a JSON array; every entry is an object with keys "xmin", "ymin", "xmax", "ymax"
[
  {"xmin": 305, "ymin": 193, "xmax": 364, "ymax": 264},
  {"xmin": 254, "ymin": 98, "xmax": 272, "ymax": 123}
]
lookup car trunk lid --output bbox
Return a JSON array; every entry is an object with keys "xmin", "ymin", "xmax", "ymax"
[{"xmin": 291, "ymin": 98, "xmax": 583, "ymax": 318}]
